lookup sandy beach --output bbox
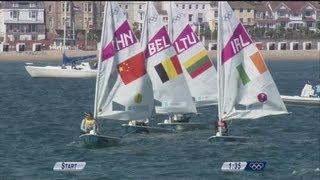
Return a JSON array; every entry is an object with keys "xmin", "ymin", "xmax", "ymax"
[{"xmin": 0, "ymin": 49, "xmax": 319, "ymax": 62}]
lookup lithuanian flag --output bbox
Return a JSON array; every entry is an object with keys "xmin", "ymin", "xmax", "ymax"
[
  {"xmin": 183, "ymin": 49, "xmax": 213, "ymax": 79},
  {"xmin": 154, "ymin": 55, "xmax": 182, "ymax": 83}
]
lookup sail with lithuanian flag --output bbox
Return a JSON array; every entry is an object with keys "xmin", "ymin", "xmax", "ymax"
[
  {"xmin": 168, "ymin": 2, "xmax": 218, "ymax": 107},
  {"xmin": 217, "ymin": 1, "xmax": 288, "ymax": 120},
  {"xmin": 94, "ymin": 1, "xmax": 154, "ymax": 120},
  {"xmin": 140, "ymin": 2, "xmax": 196, "ymax": 114}
]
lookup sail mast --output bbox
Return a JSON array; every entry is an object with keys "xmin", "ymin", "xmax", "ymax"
[
  {"xmin": 63, "ymin": 1, "xmax": 67, "ymax": 49},
  {"xmin": 217, "ymin": 2, "xmax": 222, "ymax": 120},
  {"xmin": 93, "ymin": 2, "xmax": 108, "ymax": 119},
  {"xmin": 168, "ymin": 2, "xmax": 173, "ymax": 41}
]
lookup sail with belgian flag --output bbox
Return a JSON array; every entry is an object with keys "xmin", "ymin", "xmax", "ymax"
[
  {"xmin": 168, "ymin": 2, "xmax": 218, "ymax": 107},
  {"xmin": 140, "ymin": 2, "xmax": 196, "ymax": 114},
  {"xmin": 94, "ymin": 1, "xmax": 154, "ymax": 120}
]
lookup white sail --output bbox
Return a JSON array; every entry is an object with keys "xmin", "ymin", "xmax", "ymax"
[
  {"xmin": 140, "ymin": 2, "xmax": 197, "ymax": 114},
  {"xmin": 217, "ymin": 2, "xmax": 288, "ymax": 120},
  {"xmin": 94, "ymin": 2, "xmax": 154, "ymax": 120},
  {"xmin": 168, "ymin": 2, "xmax": 218, "ymax": 107}
]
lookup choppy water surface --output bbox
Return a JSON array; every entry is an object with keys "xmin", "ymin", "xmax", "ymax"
[{"xmin": 0, "ymin": 60, "xmax": 319, "ymax": 180}]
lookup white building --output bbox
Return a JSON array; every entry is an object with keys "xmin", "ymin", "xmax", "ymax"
[
  {"xmin": 161, "ymin": 1, "xmax": 214, "ymax": 33},
  {"xmin": 118, "ymin": 1, "xmax": 147, "ymax": 30},
  {"xmin": 268, "ymin": 1, "xmax": 319, "ymax": 30},
  {"xmin": 0, "ymin": 1, "xmax": 46, "ymax": 42}
]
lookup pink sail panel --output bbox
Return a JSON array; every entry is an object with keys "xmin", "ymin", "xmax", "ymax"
[
  {"xmin": 172, "ymin": 25, "xmax": 200, "ymax": 55},
  {"xmin": 102, "ymin": 20, "xmax": 137, "ymax": 61},
  {"xmin": 221, "ymin": 23, "xmax": 252, "ymax": 64},
  {"xmin": 144, "ymin": 26, "xmax": 171, "ymax": 58}
]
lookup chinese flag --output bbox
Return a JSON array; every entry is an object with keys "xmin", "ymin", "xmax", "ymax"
[{"xmin": 117, "ymin": 52, "xmax": 146, "ymax": 85}]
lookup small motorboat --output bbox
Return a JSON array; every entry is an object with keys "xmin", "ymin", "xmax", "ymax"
[
  {"xmin": 25, "ymin": 62, "xmax": 97, "ymax": 78},
  {"xmin": 280, "ymin": 95, "xmax": 320, "ymax": 106},
  {"xmin": 25, "ymin": 53, "xmax": 97, "ymax": 78}
]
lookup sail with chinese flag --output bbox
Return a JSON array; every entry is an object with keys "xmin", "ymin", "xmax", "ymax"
[
  {"xmin": 217, "ymin": 2, "xmax": 288, "ymax": 120},
  {"xmin": 140, "ymin": 2, "xmax": 196, "ymax": 114},
  {"xmin": 94, "ymin": 1, "xmax": 153, "ymax": 120}
]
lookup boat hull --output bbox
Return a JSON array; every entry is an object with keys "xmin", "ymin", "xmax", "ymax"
[
  {"xmin": 281, "ymin": 95, "xmax": 320, "ymax": 106},
  {"xmin": 121, "ymin": 124, "xmax": 176, "ymax": 134},
  {"xmin": 207, "ymin": 135, "xmax": 250, "ymax": 142},
  {"xmin": 25, "ymin": 65, "xmax": 97, "ymax": 78},
  {"xmin": 157, "ymin": 122, "xmax": 208, "ymax": 131},
  {"xmin": 79, "ymin": 134, "xmax": 121, "ymax": 148}
]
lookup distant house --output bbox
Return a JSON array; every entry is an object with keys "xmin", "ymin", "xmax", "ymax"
[
  {"xmin": 267, "ymin": 1, "xmax": 319, "ymax": 30},
  {"xmin": 253, "ymin": 1, "xmax": 276, "ymax": 28},
  {"xmin": 229, "ymin": 1, "xmax": 255, "ymax": 27},
  {"xmin": 118, "ymin": 1, "xmax": 147, "ymax": 31},
  {"xmin": 0, "ymin": 1, "xmax": 46, "ymax": 42}
]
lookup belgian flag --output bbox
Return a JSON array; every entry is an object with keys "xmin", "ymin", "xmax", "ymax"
[{"xmin": 154, "ymin": 55, "xmax": 183, "ymax": 83}]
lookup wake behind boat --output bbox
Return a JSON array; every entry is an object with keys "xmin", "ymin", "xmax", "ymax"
[{"xmin": 25, "ymin": 54, "xmax": 97, "ymax": 78}]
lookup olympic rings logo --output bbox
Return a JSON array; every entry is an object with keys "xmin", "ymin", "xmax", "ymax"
[
  {"xmin": 110, "ymin": 7, "xmax": 119, "ymax": 16},
  {"xmin": 173, "ymin": 13, "xmax": 185, "ymax": 23},
  {"xmin": 148, "ymin": 15, "xmax": 158, "ymax": 23},
  {"xmin": 248, "ymin": 162, "xmax": 265, "ymax": 171},
  {"xmin": 223, "ymin": 11, "xmax": 233, "ymax": 21}
]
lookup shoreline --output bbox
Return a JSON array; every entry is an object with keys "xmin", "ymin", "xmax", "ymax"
[{"xmin": 0, "ymin": 50, "xmax": 319, "ymax": 62}]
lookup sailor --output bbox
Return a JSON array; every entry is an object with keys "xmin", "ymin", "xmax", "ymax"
[
  {"xmin": 301, "ymin": 81, "xmax": 314, "ymax": 97},
  {"xmin": 128, "ymin": 118, "xmax": 149, "ymax": 126},
  {"xmin": 172, "ymin": 114, "xmax": 189, "ymax": 123},
  {"xmin": 71, "ymin": 61, "xmax": 77, "ymax": 70},
  {"xmin": 81, "ymin": 112, "xmax": 97, "ymax": 134},
  {"xmin": 215, "ymin": 118, "xmax": 228, "ymax": 136},
  {"xmin": 314, "ymin": 80, "xmax": 320, "ymax": 97}
]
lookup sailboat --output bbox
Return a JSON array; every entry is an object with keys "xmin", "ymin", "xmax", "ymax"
[
  {"xmin": 156, "ymin": 2, "xmax": 219, "ymax": 131},
  {"xmin": 208, "ymin": 2, "xmax": 288, "ymax": 141},
  {"xmin": 131, "ymin": 2, "xmax": 198, "ymax": 132},
  {"xmin": 25, "ymin": 53, "xmax": 97, "ymax": 78},
  {"xmin": 25, "ymin": 1, "xmax": 97, "ymax": 78},
  {"xmin": 79, "ymin": 1, "xmax": 155, "ymax": 146}
]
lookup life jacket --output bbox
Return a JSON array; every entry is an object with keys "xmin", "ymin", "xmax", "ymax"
[
  {"xmin": 218, "ymin": 121, "xmax": 226, "ymax": 128},
  {"xmin": 85, "ymin": 118, "xmax": 95, "ymax": 129}
]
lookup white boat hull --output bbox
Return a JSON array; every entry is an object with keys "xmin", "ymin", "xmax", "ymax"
[
  {"xmin": 79, "ymin": 134, "xmax": 121, "ymax": 147},
  {"xmin": 157, "ymin": 122, "xmax": 208, "ymax": 131},
  {"xmin": 25, "ymin": 65, "xmax": 97, "ymax": 78},
  {"xmin": 121, "ymin": 124, "xmax": 176, "ymax": 134},
  {"xmin": 207, "ymin": 135, "xmax": 250, "ymax": 142},
  {"xmin": 281, "ymin": 95, "xmax": 320, "ymax": 106}
]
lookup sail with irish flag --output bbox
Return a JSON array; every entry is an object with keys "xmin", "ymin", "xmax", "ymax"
[
  {"xmin": 168, "ymin": 2, "xmax": 218, "ymax": 107},
  {"xmin": 207, "ymin": 1, "xmax": 288, "ymax": 141},
  {"xmin": 217, "ymin": 1, "xmax": 288, "ymax": 121},
  {"xmin": 95, "ymin": 1, "xmax": 154, "ymax": 120},
  {"xmin": 140, "ymin": 2, "xmax": 196, "ymax": 114}
]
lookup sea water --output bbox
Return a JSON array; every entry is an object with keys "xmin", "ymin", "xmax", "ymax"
[{"xmin": 0, "ymin": 60, "xmax": 319, "ymax": 180}]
